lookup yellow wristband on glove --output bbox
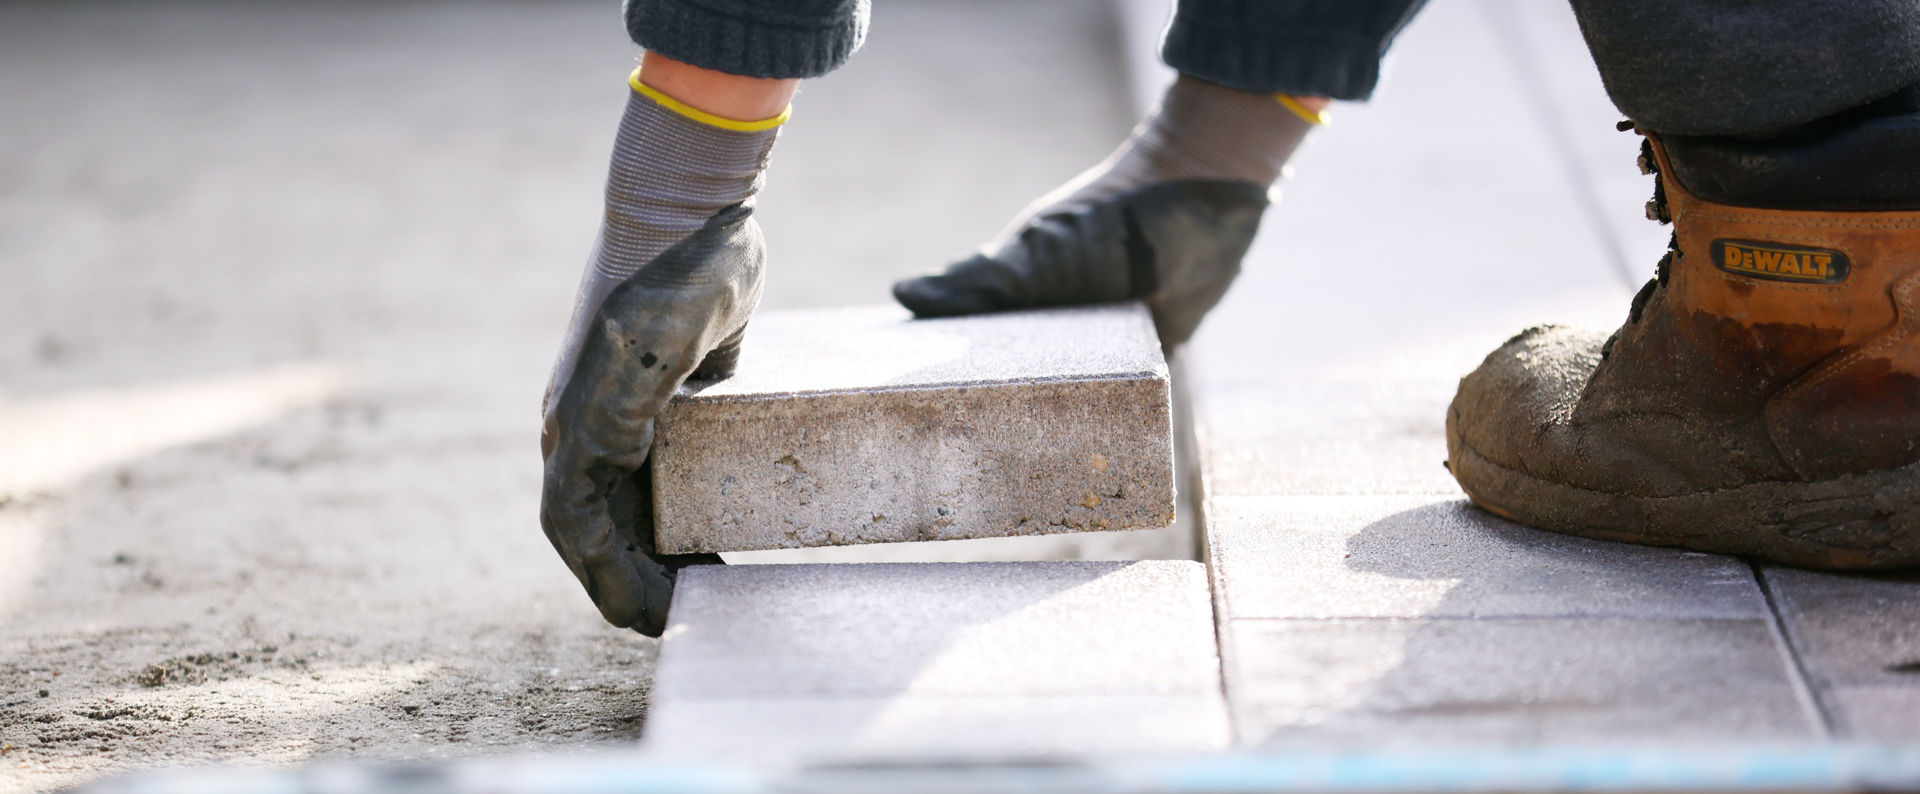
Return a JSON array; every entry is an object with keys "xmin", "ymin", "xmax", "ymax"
[
  {"xmin": 1275, "ymin": 94, "xmax": 1331, "ymax": 126},
  {"xmin": 628, "ymin": 67, "xmax": 791, "ymax": 132}
]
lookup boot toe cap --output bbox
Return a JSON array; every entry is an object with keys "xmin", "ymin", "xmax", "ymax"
[{"xmin": 1447, "ymin": 324, "xmax": 1609, "ymax": 498}]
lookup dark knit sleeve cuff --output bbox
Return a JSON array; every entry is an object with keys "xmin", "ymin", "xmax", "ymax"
[
  {"xmin": 1160, "ymin": 0, "xmax": 1428, "ymax": 101},
  {"xmin": 624, "ymin": 0, "xmax": 869, "ymax": 79}
]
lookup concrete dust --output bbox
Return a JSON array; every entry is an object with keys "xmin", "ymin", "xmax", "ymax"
[
  {"xmin": 0, "ymin": 385, "xmax": 663, "ymax": 792},
  {"xmin": 3, "ymin": 623, "xmax": 656, "ymax": 789},
  {"xmin": 0, "ymin": 0, "xmax": 1140, "ymax": 790}
]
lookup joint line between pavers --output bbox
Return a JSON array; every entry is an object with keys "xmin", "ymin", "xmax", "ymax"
[
  {"xmin": 1750, "ymin": 561, "xmax": 1838, "ymax": 740},
  {"xmin": 1189, "ymin": 400, "xmax": 1245, "ymax": 747}
]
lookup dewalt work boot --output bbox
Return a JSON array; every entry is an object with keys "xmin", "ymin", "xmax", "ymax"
[{"xmin": 1448, "ymin": 111, "xmax": 1920, "ymax": 570}]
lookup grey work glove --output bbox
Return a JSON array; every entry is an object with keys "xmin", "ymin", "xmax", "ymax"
[
  {"xmin": 540, "ymin": 202, "xmax": 763, "ymax": 638},
  {"xmin": 893, "ymin": 180, "xmax": 1268, "ymax": 349},
  {"xmin": 893, "ymin": 75, "xmax": 1317, "ymax": 349}
]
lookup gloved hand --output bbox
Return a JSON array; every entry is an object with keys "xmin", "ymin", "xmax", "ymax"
[
  {"xmin": 540, "ymin": 70, "xmax": 782, "ymax": 637},
  {"xmin": 893, "ymin": 75, "xmax": 1321, "ymax": 349},
  {"xmin": 540, "ymin": 203, "xmax": 762, "ymax": 637},
  {"xmin": 894, "ymin": 180, "xmax": 1269, "ymax": 349}
]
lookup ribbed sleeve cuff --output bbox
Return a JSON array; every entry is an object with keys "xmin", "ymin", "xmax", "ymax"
[
  {"xmin": 1162, "ymin": 26, "xmax": 1391, "ymax": 101},
  {"xmin": 624, "ymin": 0, "xmax": 868, "ymax": 79}
]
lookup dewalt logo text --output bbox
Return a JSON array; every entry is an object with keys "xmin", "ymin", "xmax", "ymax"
[{"xmin": 1711, "ymin": 239, "xmax": 1849, "ymax": 284}]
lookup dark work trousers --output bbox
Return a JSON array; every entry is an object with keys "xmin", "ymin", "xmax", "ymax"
[{"xmin": 622, "ymin": 0, "xmax": 1920, "ymax": 137}]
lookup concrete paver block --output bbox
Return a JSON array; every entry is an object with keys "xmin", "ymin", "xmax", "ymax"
[
  {"xmin": 1826, "ymin": 686, "xmax": 1920, "ymax": 741},
  {"xmin": 651, "ymin": 304, "xmax": 1173, "ymax": 554},
  {"xmin": 1760, "ymin": 567, "xmax": 1920, "ymax": 739},
  {"xmin": 644, "ymin": 695, "xmax": 1231, "ymax": 760},
  {"xmin": 654, "ymin": 561, "xmax": 1218, "ymax": 699},
  {"xmin": 644, "ymin": 560, "xmax": 1229, "ymax": 759},
  {"xmin": 1228, "ymin": 617, "xmax": 1817, "ymax": 747},
  {"xmin": 1207, "ymin": 495, "xmax": 1767, "ymax": 620},
  {"xmin": 1202, "ymin": 380, "xmax": 1461, "ymax": 497},
  {"xmin": 1762, "ymin": 567, "xmax": 1920, "ymax": 685}
]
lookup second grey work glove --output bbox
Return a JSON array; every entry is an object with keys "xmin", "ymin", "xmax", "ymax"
[
  {"xmin": 893, "ymin": 75, "xmax": 1323, "ymax": 349},
  {"xmin": 540, "ymin": 70, "xmax": 784, "ymax": 637}
]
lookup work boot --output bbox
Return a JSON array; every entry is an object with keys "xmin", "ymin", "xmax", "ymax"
[{"xmin": 1448, "ymin": 107, "xmax": 1920, "ymax": 570}]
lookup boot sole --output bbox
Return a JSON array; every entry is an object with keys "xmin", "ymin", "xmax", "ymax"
[{"xmin": 1448, "ymin": 421, "xmax": 1920, "ymax": 570}]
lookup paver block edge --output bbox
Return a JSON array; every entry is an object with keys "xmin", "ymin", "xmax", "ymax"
[{"xmin": 652, "ymin": 304, "xmax": 1175, "ymax": 554}]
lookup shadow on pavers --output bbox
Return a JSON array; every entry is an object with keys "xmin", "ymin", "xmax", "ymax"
[{"xmin": 1240, "ymin": 501, "xmax": 1821, "ymax": 747}]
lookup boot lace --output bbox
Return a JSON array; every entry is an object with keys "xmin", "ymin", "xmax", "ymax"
[{"xmin": 1603, "ymin": 122, "xmax": 1679, "ymax": 360}]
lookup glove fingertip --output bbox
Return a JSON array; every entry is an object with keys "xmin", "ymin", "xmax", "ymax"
[
  {"xmin": 893, "ymin": 270, "xmax": 1010, "ymax": 318},
  {"xmin": 585, "ymin": 558, "xmax": 649, "ymax": 628}
]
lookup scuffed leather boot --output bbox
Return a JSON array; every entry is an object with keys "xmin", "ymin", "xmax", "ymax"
[{"xmin": 1448, "ymin": 112, "xmax": 1920, "ymax": 570}]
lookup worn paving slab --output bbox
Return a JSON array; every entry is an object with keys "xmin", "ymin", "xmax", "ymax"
[
  {"xmin": 1230, "ymin": 618, "xmax": 1817, "ymax": 747},
  {"xmin": 644, "ymin": 695, "xmax": 1229, "ymax": 760},
  {"xmin": 1203, "ymin": 495, "xmax": 1815, "ymax": 745},
  {"xmin": 1200, "ymin": 381, "xmax": 1459, "ymax": 497},
  {"xmin": 653, "ymin": 562, "xmax": 1219, "ymax": 699},
  {"xmin": 1825, "ymin": 687, "xmax": 1920, "ymax": 742},
  {"xmin": 641, "ymin": 560, "xmax": 1229, "ymax": 760},
  {"xmin": 651, "ymin": 303, "xmax": 1174, "ymax": 554},
  {"xmin": 1207, "ymin": 496, "xmax": 1767, "ymax": 621},
  {"xmin": 1761, "ymin": 567, "xmax": 1920, "ymax": 740}
]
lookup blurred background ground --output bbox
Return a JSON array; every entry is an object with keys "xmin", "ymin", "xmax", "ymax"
[{"xmin": 0, "ymin": 1, "xmax": 1152, "ymax": 790}]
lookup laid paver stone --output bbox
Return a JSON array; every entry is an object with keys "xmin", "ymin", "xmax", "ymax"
[
  {"xmin": 1229, "ymin": 617, "xmax": 1818, "ymax": 747},
  {"xmin": 644, "ymin": 695, "xmax": 1230, "ymax": 760},
  {"xmin": 1201, "ymin": 380, "xmax": 1460, "ymax": 497},
  {"xmin": 1826, "ymin": 686, "xmax": 1920, "ymax": 741},
  {"xmin": 653, "ymin": 561, "xmax": 1220, "ymax": 699},
  {"xmin": 1760, "ymin": 567, "xmax": 1920, "ymax": 739},
  {"xmin": 1207, "ymin": 495, "xmax": 1768, "ymax": 621},
  {"xmin": 642, "ymin": 560, "xmax": 1229, "ymax": 760},
  {"xmin": 1202, "ymin": 495, "xmax": 1812, "ymax": 746},
  {"xmin": 651, "ymin": 303, "xmax": 1173, "ymax": 554},
  {"xmin": 1762, "ymin": 567, "xmax": 1920, "ymax": 685}
]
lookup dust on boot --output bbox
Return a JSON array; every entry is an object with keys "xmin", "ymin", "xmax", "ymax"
[{"xmin": 1448, "ymin": 108, "xmax": 1920, "ymax": 570}]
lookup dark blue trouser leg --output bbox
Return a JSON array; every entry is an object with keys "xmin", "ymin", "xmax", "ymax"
[
  {"xmin": 1567, "ymin": 0, "xmax": 1920, "ymax": 136},
  {"xmin": 1160, "ymin": 0, "xmax": 1429, "ymax": 101},
  {"xmin": 621, "ymin": 0, "xmax": 1920, "ymax": 136},
  {"xmin": 622, "ymin": 0, "xmax": 869, "ymax": 79},
  {"xmin": 1159, "ymin": 0, "xmax": 1920, "ymax": 136}
]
